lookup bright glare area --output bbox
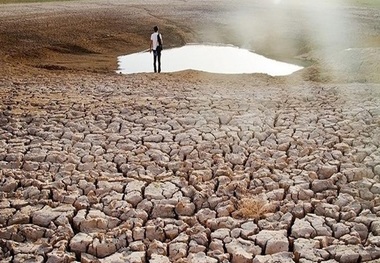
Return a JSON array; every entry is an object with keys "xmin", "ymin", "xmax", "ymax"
[{"xmin": 117, "ymin": 44, "xmax": 303, "ymax": 76}]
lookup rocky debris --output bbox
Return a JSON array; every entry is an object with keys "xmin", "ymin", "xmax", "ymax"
[{"xmin": 1, "ymin": 74, "xmax": 380, "ymax": 262}]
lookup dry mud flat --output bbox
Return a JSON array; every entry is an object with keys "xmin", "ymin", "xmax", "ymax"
[
  {"xmin": 1, "ymin": 0, "xmax": 380, "ymax": 262},
  {"xmin": 1, "ymin": 72, "xmax": 380, "ymax": 262}
]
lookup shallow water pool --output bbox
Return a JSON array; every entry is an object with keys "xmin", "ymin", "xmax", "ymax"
[{"xmin": 117, "ymin": 44, "xmax": 303, "ymax": 76}]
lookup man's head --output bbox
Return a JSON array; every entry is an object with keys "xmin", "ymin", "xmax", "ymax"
[{"xmin": 153, "ymin": 26, "xmax": 159, "ymax": 32}]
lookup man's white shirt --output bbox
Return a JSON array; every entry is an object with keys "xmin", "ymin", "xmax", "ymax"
[{"xmin": 151, "ymin": 32, "xmax": 162, "ymax": 50}]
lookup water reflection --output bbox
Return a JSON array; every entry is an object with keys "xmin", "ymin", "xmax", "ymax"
[{"xmin": 117, "ymin": 44, "xmax": 303, "ymax": 76}]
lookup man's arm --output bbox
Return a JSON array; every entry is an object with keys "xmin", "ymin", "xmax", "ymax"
[{"xmin": 150, "ymin": 39, "xmax": 153, "ymax": 53}]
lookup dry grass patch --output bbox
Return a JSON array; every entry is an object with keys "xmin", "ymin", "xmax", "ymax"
[{"xmin": 234, "ymin": 196, "xmax": 276, "ymax": 220}]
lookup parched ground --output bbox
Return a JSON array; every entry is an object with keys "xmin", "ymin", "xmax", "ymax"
[{"xmin": 1, "ymin": 1, "xmax": 380, "ymax": 263}]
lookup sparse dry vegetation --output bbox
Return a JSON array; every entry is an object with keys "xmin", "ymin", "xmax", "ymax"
[{"xmin": 234, "ymin": 196, "xmax": 275, "ymax": 220}]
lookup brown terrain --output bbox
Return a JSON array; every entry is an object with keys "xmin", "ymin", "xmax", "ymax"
[{"xmin": 1, "ymin": 0, "xmax": 380, "ymax": 262}]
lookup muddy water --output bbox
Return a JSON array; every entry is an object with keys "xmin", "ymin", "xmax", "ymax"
[{"xmin": 117, "ymin": 44, "xmax": 303, "ymax": 76}]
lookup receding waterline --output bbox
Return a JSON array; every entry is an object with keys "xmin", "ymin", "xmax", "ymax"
[{"xmin": 117, "ymin": 44, "xmax": 303, "ymax": 76}]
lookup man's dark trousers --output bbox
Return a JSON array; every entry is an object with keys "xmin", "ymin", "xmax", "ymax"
[{"xmin": 153, "ymin": 50, "xmax": 161, "ymax": 73}]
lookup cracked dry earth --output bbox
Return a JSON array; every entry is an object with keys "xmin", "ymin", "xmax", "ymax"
[{"xmin": 1, "ymin": 73, "xmax": 380, "ymax": 263}]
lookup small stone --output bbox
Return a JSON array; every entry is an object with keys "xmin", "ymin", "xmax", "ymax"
[
  {"xmin": 311, "ymin": 179, "xmax": 336, "ymax": 192},
  {"xmin": 150, "ymin": 254, "xmax": 171, "ymax": 263},
  {"xmin": 87, "ymin": 237, "xmax": 119, "ymax": 258},
  {"xmin": 240, "ymin": 221, "xmax": 258, "ymax": 238},
  {"xmin": 175, "ymin": 201, "xmax": 196, "ymax": 216},
  {"xmin": 196, "ymin": 209, "xmax": 217, "ymax": 225},
  {"xmin": 368, "ymin": 236, "xmax": 380, "ymax": 246},
  {"xmin": 80, "ymin": 253, "xmax": 99, "ymax": 263},
  {"xmin": 129, "ymin": 241, "xmax": 146, "ymax": 251},
  {"xmin": 168, "ymin": 242, "xmax": 188, "ymax": 261},
  {"xmin": 225, "ymin": 238, "xmax": 261, "ymax": 263},
  {"xmin": 370, "ymin": 183, "xmax": 380, "ymax": 194},
  {"xmin": 32, "ymin": 205, "xmax": 75, "ymax": 227},
  {"xmin": 151, "ymin": 201, "xmax": 176, "ymax": 219},
  {"xmin": 188, "ymin": 252, "xmax": 218, "ymax": 263},
  {"xmin": 293, "ymin": 238, "xmax": 322, "ymax": 261},
  {"xmin": 291, "ymin": 218, "xmax": 316, "ymax": 238},
  {"xmin": 210, "ymin": 228, "xmax": 230, "ymax": 240},
  {"xmin": 332, "ymin": 223, "xmax": 350, "ymax": 239},
  {"xmin": 13, "ymin": 254, "xmax": 45, "ymax": 263},
  {"xmin": 147, "ymin": 240, "xmax": 167, "ymax": 257},
  {"xmin": 374, "ymin": 165, "xmax": 380, "ymax": 176},
  {"xmin": 255, "ymin": 230, "xmax": 289, "ymax": 254},
  {"xmin": 69, "ymin": 233, "xmax": 93, "ymax": 253},
  {"xmin": 334, "ymin": 143, "xmax": 350, "ymax": 153},
  {"xmin": 0, "ymin": 177, "xmax": 18, "ymax": 192},
  {"xmin": 206, "ymin": 217, "xmax": 240, "ymax": 230},
  {"xmin": 46, "ymin": 249, "xmax": 76, "ymax": 263},
  {"xmin": 319, "ymin": 165, "xmax": 338, "ymax": 179},
  {"xmin": 123, "ymin": 251, "xmax": 146, "ymax": 263},
  {"xmin": 253, "ymin": 252, "xmax": 294, "ymax": 263},
  {"xmin": 146, "ymin": 225, "xmax": 165, "ymax": 242},
  {"xmin": 144, "ymin": 134, "xmax": 163, "ymax": 143}
]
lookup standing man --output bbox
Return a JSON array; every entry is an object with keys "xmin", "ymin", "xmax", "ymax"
[{"xmin": 150, "ymin": 26, "xmax": 163, "ymax": 73}]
